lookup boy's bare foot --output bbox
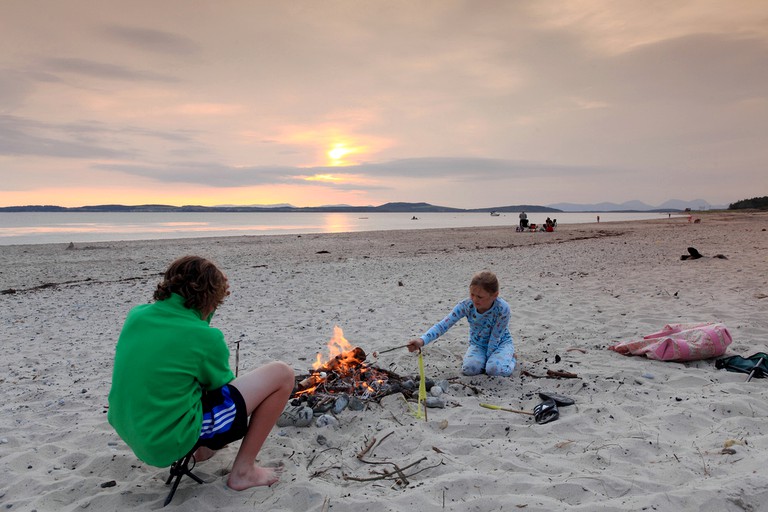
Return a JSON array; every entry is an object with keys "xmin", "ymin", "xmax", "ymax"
[
  {"xmin": 227, "ymin": 463, "xmax": 284, "ymax": 491},
  {"xmin": 193, "ymin": 446, "xmax": 217, "ymax": 462}
]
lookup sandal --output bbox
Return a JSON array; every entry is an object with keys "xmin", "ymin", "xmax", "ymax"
[
  {"xmin": 538, "ymin": 391, "xmax": 575, "ymax": 407},
  {"xmin": 533, "ymin": 399, "xmax": 559, "ymax": 424}
]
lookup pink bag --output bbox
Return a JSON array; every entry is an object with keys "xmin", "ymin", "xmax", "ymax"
[{"xmin": 608, "ymin": 322, "xmax": 732, "ymax": 361}]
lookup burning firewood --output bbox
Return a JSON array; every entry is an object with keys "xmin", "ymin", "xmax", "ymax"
[
  {"xmin": 292, "ymin": 327, "xmax": 415, "ymax": 416},
  {"xmin": 319, "ymin": 346, "xmax": 366, "ymax": 372}
]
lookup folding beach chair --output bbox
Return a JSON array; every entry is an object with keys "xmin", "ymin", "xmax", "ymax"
[
  {"xmin": 716, "ymin": 352, "xmax": 768, "ymax": 382},
  {"xmin": 163, "ymin": 447, "xmax": 204, "ymax": 507}
]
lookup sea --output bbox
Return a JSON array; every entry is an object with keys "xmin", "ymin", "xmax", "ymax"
[{"xmin": 0, "ymin": 211, "xmax": 674, "ymax": 246}]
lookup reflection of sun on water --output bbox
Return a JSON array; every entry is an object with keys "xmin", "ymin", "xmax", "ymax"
[{"xmin": 322, "ymin": 213, "xmax": 352, "ymax": 233}]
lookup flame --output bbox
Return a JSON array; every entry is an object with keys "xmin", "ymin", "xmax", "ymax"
[
  {"xmin": 293, "ymin": 325, "xmax": 390, "ymax": 400},
  {"xmin": 293, "ymin": 326, "xmax": 359, "ymax": 397},
  {"xmin": 312, "ymin": 325, "xmax": 355, "ymax": 370}
]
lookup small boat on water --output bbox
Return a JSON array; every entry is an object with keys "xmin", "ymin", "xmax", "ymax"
[{"xmin": 490, "ymin": 211, "xmax": 500, "ymax": 216}]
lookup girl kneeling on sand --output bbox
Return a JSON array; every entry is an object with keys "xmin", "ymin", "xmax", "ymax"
[{"xmin": 407, "ymin": 270, "xmax": 516, "ymax": 377}]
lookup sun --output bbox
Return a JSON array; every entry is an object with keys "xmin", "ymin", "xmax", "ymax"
[{"xmin": 327, "ymin": 143, "xmax": 353, "ymax": 165}]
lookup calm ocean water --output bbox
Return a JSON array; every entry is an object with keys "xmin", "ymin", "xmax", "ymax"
[{"xmin": 0, "ymin": 211, "xmax": 671, "ymax": 246}]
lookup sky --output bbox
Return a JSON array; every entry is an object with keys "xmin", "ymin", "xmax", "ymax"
[{"xmin": 1, "ymin": 1, "xmax": 767, "ymax": 209}]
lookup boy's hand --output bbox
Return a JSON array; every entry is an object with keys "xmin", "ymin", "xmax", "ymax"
[{"xmin": 407, "ymin": 338, "xmax": 424, "ymax": 352}]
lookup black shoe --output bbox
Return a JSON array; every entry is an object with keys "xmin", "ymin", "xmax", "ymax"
[
  {"xmin": 533, "ymin": 399, "xmax": 559, "ymax": 424},
  {"xmin": 538, "ymin": 391, "xmax": 575, "ymax": 407}
]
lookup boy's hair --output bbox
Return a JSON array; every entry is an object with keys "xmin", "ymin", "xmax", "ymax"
[
  {"xmin": 154, "ymin": 256, "xmax": 229, "ymax": 313},
  {"xmin": 470, "ymin": 270, "xmax": 499, "ymax": 294}
]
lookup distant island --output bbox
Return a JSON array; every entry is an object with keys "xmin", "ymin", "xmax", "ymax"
[
  {"xmin": 0, "ymin": 198, "xmax": 734, "ymax": 213},
  {"xmin": 0, "ymin": 202, "xmax": 564, "ymax": 214}
]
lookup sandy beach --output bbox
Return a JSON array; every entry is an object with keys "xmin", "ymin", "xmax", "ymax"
[{"xmin": 1, "ymin": 211, "xmax": 767, "ymax": 512}]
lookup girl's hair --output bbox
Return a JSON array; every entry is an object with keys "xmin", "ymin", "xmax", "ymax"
[
  {"xmin": 154, "ymin": 256, "xmax": 229, "ymax": 313},
  {"xmin": 470, "ymin": 270, "xmax": 499, "ymax": 294}
]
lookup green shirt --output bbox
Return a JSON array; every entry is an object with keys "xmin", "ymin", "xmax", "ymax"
[{"xmin": 107, "ymin": 293, "xmax": 235, "ymax": 467}]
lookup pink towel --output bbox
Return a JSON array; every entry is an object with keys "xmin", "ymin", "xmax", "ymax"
[{"xmin": 608, "ymin": 322, "xmax": 732, "ymax": 361}]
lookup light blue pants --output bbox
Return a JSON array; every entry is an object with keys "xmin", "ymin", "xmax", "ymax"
[{"xmin": 462, "ymin": 341, "xmax": 516, "ymax": 377}]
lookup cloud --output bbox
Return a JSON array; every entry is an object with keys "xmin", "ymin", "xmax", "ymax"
[
  {"xmin": 2, "ymin": 1, "xmax": 767, "ymax": 208},
  {"xmin": 101, "ymin": 25, "xmax": 201, "ymax": 56},
  {"xmin": 0, "ymin": 114, "xmax": 195, "ymax": 159},
  {"xmin": 41, "ymin": 57, "xmax": 179, "ymax": 83},
  {"xmin": 593, "ymin": 33, "xmax": 768, "ymax": 103},
  {"xmin": 0, "ymin": 115, "xmax": 126, "ymax": 159},
  {"xmin": 95, "ymin": 157, "xmax": 610, "ymax": 188}
]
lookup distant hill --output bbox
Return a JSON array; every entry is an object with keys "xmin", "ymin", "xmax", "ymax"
[
  {"xmin": 0, "ymin": 202, "xmax": 561, "ymax": 214},
  {"xmin": 214, "ymin": 203, "xmax": 295, "ymax": 208},
  {"xmin": 466, "ymin": 204, "xmax": 560, "ymax": 213},
  {"xmin": 728, "ymin": 196, "xmax": 768, "ymax": 210},
  {"xmin": 548, "ymin": 199, "xmax": 726, "ymax": 212},
  {"xmin": 2, "ymin": 199, "xmax": 732, "ymax": 213}
]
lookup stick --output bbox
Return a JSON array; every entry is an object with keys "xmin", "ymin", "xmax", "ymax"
[
  {"xmin": 374, "ymin": 431, "xmax": 395, "ymax": 451},
  {"xmin": 417, "ymin": 349, "xmax": 427, "ymax": 421},
  {"xmin": 746, "ymin": 357, "xmax": 765, "ymax": 382},
  {"xmin": 480, "ymin": 403, "xmax": 534, "ymax": 416},
  {"xmin": 547, "ymin": 369, "xmax": 579, "ymax": 379},
  {"xmin": 346, "ymin": 456, "xmax": 429, "ymax": 483},
  {"xmin": 357, "ymin": 437, "xmax": 376, "ymax": 459},
  {"xmin": 235, "ymin": 339, "xmax": 240, "ymax": 377},
  {"xmin": 376, "ymin": 344, "xmax": 409, "ymax": 355}
]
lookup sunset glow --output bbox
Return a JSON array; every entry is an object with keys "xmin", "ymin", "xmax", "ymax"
[
  {"xmin": 304, "ymin": 174, "xmax": 344, "ymax": 183},
  {"xmin": 1, "ymin": 2, "xmax": 765, "ymax": 209},
  {"xmin": 328, "ymin": 144, "xmax": 352, "ymax": 163}
]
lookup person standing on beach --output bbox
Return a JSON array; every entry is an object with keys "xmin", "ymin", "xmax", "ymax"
[
  {"xmin": 108, "ymin": 255, "xmax": 294, "ymax": 491},
  {"xmin": 519, "ymin": 211, "xmax": 528, "ymax": 228},
  {"xmin": 407, "ymin": 270, "xmax": 516, "ymax": 377}
]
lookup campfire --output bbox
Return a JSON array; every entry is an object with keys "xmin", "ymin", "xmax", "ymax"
[{"xmin": 291, "ymin": 326, "xmax": 413, "ymax": 411}]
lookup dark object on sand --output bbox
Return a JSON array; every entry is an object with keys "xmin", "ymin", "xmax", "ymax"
[
  {"xmin": 681, "ymin": 246, "xmax": 728, "ymax": 260},
  {"xmin": 538, "ymin": 391, "xmax": 575, "ymax": 407},
  {"xmin": 715, "ymin": 352, "xmax": 768, "ymax": 381},
  {"xmin": 681, "ymin": 247, "xmax": 703, "ymax": 260},
  {"xmin": 747, "ymin": 358, "xmax": 766, "ymax": 382},
  {"xmin": 533, "ymin": 399, "xmax": 559, "ymax": 424},
  {"xmin": 163, "ymin": 449, "xmax": 204, "ymax": 507}
]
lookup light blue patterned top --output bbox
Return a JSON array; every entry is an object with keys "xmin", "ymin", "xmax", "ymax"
[{"xmin": 421, "ymin": 297, "xmax": 513, "ymax": 350}]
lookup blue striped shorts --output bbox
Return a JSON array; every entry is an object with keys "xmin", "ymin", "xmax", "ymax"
[{"xmin": 198, "ymin": 384, "xmax": 248, "ymax": 450}]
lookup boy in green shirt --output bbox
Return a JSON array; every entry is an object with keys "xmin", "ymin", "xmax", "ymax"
[{"xmin": 108, "ymin": 255, "xmax": 294, "ymax": 490}]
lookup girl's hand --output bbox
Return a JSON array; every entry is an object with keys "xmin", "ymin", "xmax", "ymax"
[{"xmin": 407, "ymin": 338, "xmax": 424, "ymax": 352}]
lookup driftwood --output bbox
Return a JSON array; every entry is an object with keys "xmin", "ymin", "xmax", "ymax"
[
  {"xmin": 522, "ymin": 369, "xmax": 580, "ymax": 379},
  {"xmin": 307, "ymin": 447, "xmax": 342, "ymax": 470},
  {"xmin": 357, "ymin": 432, "xmax": 396, "ymax": 459},
  {"xmin": 447, "ymin": 377, "xmax": 482, "ymax": 394},
  {"xmin": 547, "ymin": 369, "xmax": 579, "ymax": 379},
  {"xmin": 343, "ymin": 456, "xmax": 435, "ymax": 485},
  {"xmin": 357, "ymin": 437, "xmax": 376, "ymax": 459},
  {"xmin": 344, "ymin": 430, "xmax": 443, "ymax": 486}
]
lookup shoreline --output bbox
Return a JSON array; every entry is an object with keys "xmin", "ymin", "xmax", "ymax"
[
  {"xmin": 0, "ymin": 210, "xmax": 684, "ymax": 248},
  {"xmin": 1, "ymin": 210, "xmax": 767, "ymax": 511},
  {"xmin": 1, "ymin": 211, "xmax": 763, "ymax": 291}
]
